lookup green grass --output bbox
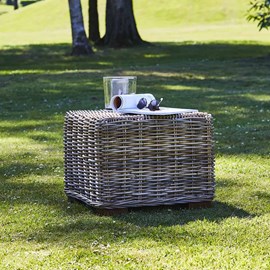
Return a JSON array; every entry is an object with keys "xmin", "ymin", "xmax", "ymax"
[
  {"xmin": 0, "ymin": 0, "xmax": 270, "ymax": 269},
  {"xmin": 1, "ymin": 42, "xmax": 270, "ymax": 269}
]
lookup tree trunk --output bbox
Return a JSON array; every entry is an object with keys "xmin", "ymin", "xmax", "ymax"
[
  {"xmin": 89, "ymin": 0, "xmax": 100, "ymax": 43},
  {"xmin": 99, "ymin": 0, "xmax": 147, "ymax": 48},
  {"xmin": 68, "ymin": 0, "xmax": 93, "ymax": 55},
  {"xmin": 14, "ymin": 0, "xmax": 18, "ymax": 9}
]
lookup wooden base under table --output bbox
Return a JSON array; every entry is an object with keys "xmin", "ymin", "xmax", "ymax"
[{"xmin": 68, "ymin": 196, "xmax": 212, "ymax": 216}]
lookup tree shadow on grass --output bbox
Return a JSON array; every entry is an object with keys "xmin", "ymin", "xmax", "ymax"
[
  {"xmin": 1, "ymin": 41, "xmax": 270, "ymax": 71},
  {"xmin": 0, "ymin": 179, "xmax": 65, "ymax": 206}
]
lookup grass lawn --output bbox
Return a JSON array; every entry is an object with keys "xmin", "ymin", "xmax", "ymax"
[
  {"xmin": 1, "ymin": 41, "xmax": 270, "ymax": 270},
  {"xmin": 0, "ymin": 1, "xmax": 270, "ymax": 269}
]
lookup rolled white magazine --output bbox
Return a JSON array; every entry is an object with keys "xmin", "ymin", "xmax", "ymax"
[{"xmin": 110, "ymin": 94, "xmax": 155, "ymax": 111}]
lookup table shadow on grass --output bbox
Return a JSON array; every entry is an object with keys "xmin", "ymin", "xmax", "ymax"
[
  {"xmin": 114, "ymin": 200, "xmax": 251, "ymax": 227},
  {"xmin": 18, "ymin": 200, "xmax": 253, "ymax": 246}
]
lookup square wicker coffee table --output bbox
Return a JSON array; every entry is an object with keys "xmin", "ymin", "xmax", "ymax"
[{"xmin": 64, "ymin": 110, "xmax": 215, "ymax": 212}]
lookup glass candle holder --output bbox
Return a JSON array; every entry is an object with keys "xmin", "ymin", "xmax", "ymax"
[{"xmin": 103, "ymin": 76, "xmax": 137, "ymax": 109}]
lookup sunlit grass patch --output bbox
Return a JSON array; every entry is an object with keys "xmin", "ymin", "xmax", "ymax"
[
  {"xmin": 0, "ymin": 2, "xmax": 13, "ymax": 15},
  {"xmin": 1, "ymin": 0, "xmax": 270, "ymax": 46},
  {"xmin": 162, "ymin": 85, "xmax": 201, "ymax": 91}
]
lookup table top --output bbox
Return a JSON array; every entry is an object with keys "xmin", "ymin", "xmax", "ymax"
[
  {"xmin": 65, "ymin": 110, "xmax": 212, "ymax": 124},
  {"xmin": 116, "ymin": 106, "xmax": 198, "ymax": 115}
]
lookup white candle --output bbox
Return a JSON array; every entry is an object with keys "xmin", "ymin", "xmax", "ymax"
[{"xmin": 110, "ymin": 94, "xmax": 155, "ymax": 111}]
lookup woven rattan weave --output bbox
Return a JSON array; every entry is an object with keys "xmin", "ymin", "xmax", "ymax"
[{"xmin": 64, "ymin": 110, "xmax": 215, "ymax": 209}]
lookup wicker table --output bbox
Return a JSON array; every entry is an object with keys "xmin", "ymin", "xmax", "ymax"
[{"xmin": 64, "ymin": 110, "xmax": 215, "ymax": 212}]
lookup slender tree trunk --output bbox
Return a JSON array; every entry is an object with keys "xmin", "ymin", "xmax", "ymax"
[
  {"xmin": 99, "ymin": 0, "xmax": 147, "ymax": 48},
  {"xmin": 14, "ymin": 0, "xmax": 18, "ymax": 10},
  {"xmin": 89, "ymin": 0, "xmax": 100, "ymax": 43},
  {"xmin": 68, "ymin": 0, "xmax": 93, "ymax": 55}
]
